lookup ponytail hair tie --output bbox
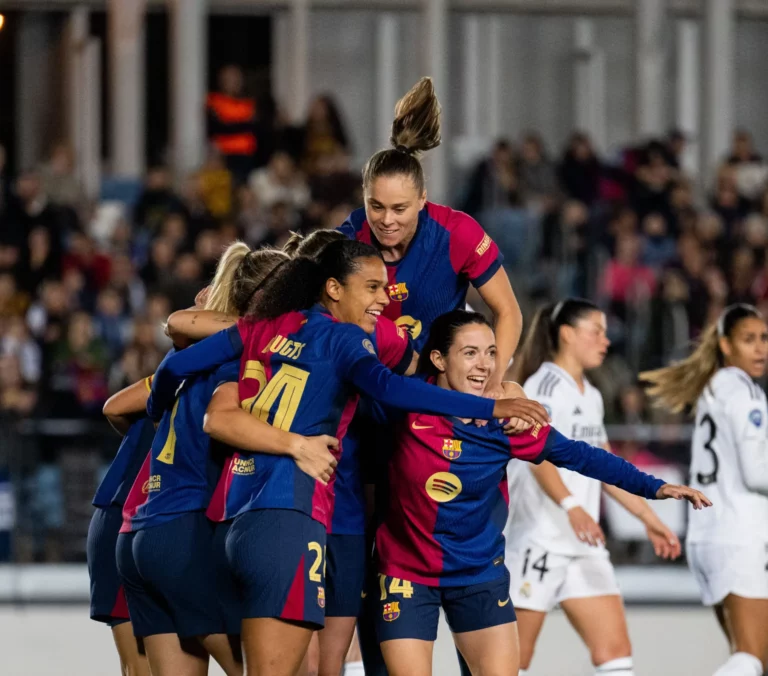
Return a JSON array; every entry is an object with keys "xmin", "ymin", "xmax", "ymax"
[{"xmin": 395, "ymin": 144, "xmax": 410, "ymax": 155}]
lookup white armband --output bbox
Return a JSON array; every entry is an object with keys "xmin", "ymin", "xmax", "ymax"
[{"xmin": 559, "ymin": 495, "xmax": 580, "ymax": 512}]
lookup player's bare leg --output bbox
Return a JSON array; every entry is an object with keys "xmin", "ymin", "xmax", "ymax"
[
  {"xmin": 143, "ymin": 633, "xmax": 209, "ymax": 676},
  {"xmin": 380, "ymin": 638, "xmax": 432, "ymax": 676},
  {"xmin": 199, "ymin": 633, "xmax": 243, "ymax": 676},
  {"xmin": 453, "ymin": 622, "xmax": 520, "ymax": 676},
  {"xmin": 714, "ymin": 603, "xmax": 731, "ymax": 643},
  {"xmin": 241, "ymin": 618, "xmax": 314, "ymax": 676},
  {"xmin": 343, "ymin": 629, "xmax": 364, "ymax": 675},
  {"xmin": 111, "ymin": 623, "xmax": 150, "ymax": 676},
  {"xmin": 560, "ymin": 595, "xmax": 633, "ymax": 673},
  {"xmin": 304, "ymin": 632, "xmax": 319, "ymax": 675},
  {"xmin": 317, "ymin": 616, "xmax": 357, "ymax": 675},
  {"xmin": 720, "ymin": 595, "xmax": 768, "ymax": 669},
  {"xmin": 513, "ymin": 608, "xmax": 547, "ymax": 671}
]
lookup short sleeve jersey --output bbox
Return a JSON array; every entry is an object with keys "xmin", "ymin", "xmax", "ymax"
[
  {"xmin": 338, "ymin": 202, "xmax": 502, "ymax": 351},
  {"xmin": 506, "ymin": 362, "xmax": 608, "ymax": 557}
]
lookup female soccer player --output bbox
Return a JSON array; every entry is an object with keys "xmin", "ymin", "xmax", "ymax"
[
  {"xmin": 642, "ymin": 304, "xmax": 768, "ymax": 676},
  {"xmin": 339, "ymin": 76, "xmax": 524, "ymax": 676},
  {"xmin": 373, "ymin": 310, "xmax": 709, "ymax": 676},
  {"xmin": 505, "ymin": 298, "xmax": 683, "ymax": 676},
  {"xmin": 116, "ymin": 246, "xmax": 288, "ymax": 676},
  {"xmin": 88, "ymin": 379, "xmax": 156, "ymax": 676},
  {"xmin": 147, "ymin": 239, "xmax": 550, "ymax": 676}
]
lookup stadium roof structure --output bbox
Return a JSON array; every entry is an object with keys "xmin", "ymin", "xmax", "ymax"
[{"xmin": 3, "ymin": 0, "xmax": 768, "ymax": 19}]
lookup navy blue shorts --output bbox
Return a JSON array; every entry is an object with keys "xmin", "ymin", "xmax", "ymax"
[
  {"xmin": 226, "ymin": 509, "xmax": 326, "ymax": 629},
  {"xmin": 212, "ymin": 520, "xmax": 241, "ymax": 636},
  {"xmin": 116, "ymin": 511, "xmax": 225, "ymax": 638},
  {"xmin": 374, "ymin": 569, "xmax": 515, "ymax": 642},
  {"xmin": 326, "ymin": 534, "xmax": 366, "ymax": 618},
  {"xmin": 87, "ymin": 505, "xmax": 130, "ymax": 627}
]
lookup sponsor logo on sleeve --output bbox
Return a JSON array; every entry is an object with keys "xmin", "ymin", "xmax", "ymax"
[{"xmin": 750, "ymin": 409, "xmax": 763, "ymax": 428}]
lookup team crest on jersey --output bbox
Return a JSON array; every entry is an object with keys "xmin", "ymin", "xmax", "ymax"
[
  {"xmin": 383, "ymin": 602, "xmax": 400, "ymax": 621},
  {"xmin": 388, "ymin": 282, "xmax": 409, "ymax": 302},
  {"xmin": 519, "ymin": 582, "xmax": 531, "ymax": 598},
  {"xmin": 750, "ymin": 409, "xmax": 763, "ymax": 428},
  {"xmin": 442, "ymin": 438, "xmax": 463, "ymax": 460},
  {"xmin": 317, "ymin": 587, "xmax": 325, "ymax": 608},
  {"xmin": 425, "ymin": 472, "xmax": 463, "ymax": 503}
]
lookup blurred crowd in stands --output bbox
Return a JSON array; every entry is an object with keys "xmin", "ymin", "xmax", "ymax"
[{"xmin": 1, "ymin": 64, "xmax": 767, "ymax": 560}]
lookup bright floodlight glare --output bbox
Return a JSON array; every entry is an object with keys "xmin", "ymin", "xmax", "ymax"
[{"xmin": 0, "ymin": 15, "xmax": 5, "ymax": 31}]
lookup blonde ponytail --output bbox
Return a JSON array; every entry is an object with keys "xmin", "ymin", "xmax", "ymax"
[
  {"xmin": 204, "ymin": 241, "xmax": 251, "ymax": 315},
  {"xmin": 640, "ymin": 324, "xmax": 721, "ymax": 414}
]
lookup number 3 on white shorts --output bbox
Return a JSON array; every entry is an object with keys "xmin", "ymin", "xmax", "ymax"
[
  {"xmin": 378, "ymin": 574, "xmax": 414, "ymax": 600},
  {"xmin": 308, "ymin": 542, "xmax": 326, "ymax": 582}
]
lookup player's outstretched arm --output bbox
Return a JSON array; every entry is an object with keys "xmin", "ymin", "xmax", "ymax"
[
  {"xmin": 103, "ymin": 376, "xmax": 152, "ymax": 435},
  {"xmin": 602, "ymin": 483, "xmax": 681, "ymax": 559},
  {"xmin": 203, "ymin": 382, "xmax": 339, "ymax": 485},
  {"xmin": 166, "ymin": 310, "xmax": 238, "ymax": 348}
]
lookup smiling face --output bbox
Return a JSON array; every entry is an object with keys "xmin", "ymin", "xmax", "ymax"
[
  {"xmin": 325, "ymin": 256, "xmax": 390, "ymax": 334},
  {"xmin": 559, "ymin": 310, "xmax": 610, "ymax": 371},
  {"xmin": 431, "ymin": 323, "xmax": 497, "ymax": 396},
  {"xmin": 721, "ymin": 316, "xmax": 768, "ymax": 379},
  {"xmin": 364, "ymin": 175, "xmax": 426, "ymax": 251}
]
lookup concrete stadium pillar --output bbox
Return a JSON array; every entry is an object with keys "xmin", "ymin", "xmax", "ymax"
[
  {"xmin": 169, "ymin": 0, "xmax": 207, "ymax": 178},
  {"xmin": 376, "ymin": 13, "xmax": 400, "ymax": 149},
  {"xmin": 700, "ymin": 0, "xmax": 734, "ymax": 187},
  {"xmin": 573, "ymin": 19, "xmax": 606, "ymax": 153},
  {"xmin": 635, "ymin": 0, "xmax": 668, "ymax": 138},
  {"xmin": 108, "ymin": 0, "xmax": 146, "ymax": 178},
  {"xmin": 675, "ymin": 19, "xmax": 700, "ymax": 178},
  {"xmin": 423, "ymin": 0, "xmax": 448, "ymax": 203},
  {"xmin": 289, "ymin": 0, "xmax": 310, "ymax": 124}
]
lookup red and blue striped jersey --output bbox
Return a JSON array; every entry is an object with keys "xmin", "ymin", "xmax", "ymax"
[
  {"xmin": 93, "ymin": 377, "xmax": 155, "ymax": 508},
  {"xmin": 206, "ymin": 316, "xmax": 413, "ymax": 529},
  {"xmin": 338, "ymin": 202, "xmax": 502, "ymax": 351},
  {"xmin": 120, "ymin": 359, "xmax": 240, "ymax": 532},
  {"xmin": 377, "ymin": 407, "xmax": 665, "ymax": 587}
]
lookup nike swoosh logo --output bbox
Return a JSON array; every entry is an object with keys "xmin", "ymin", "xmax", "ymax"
[
  {"xmin": 412, "ymin": 422, "xmax": 433, "ymax": 430},
  {"xmin": 498, "ymin": 598, "xmax": 510, "ymax": 607}
]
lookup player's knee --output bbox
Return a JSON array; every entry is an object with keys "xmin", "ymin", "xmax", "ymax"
[
  {"xmin": 591, "ymin": 642, "xmax": 632, "ymax": 669},
  {"xmin": 518, "ymin": 643, "xmax": 535, "ymax": 671}
]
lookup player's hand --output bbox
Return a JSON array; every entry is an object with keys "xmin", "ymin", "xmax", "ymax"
[
  {"xmin": 497, "ymin": 382, "xmax": 534, "ymax": 434},
  {"xmin": 646, "ymin": 522, "xmax": 681, "ymax": 560},
  {"xmin": 492, "ymin": 398, "xmax": 550, "ymax": 429},
  {"xmin": 655, "ymin": 484, "xmax": 712, "ymax": 510},
  {"xmin": 567, "ymin": 506, "xmax": 605, "ymax": 547},
  {"xmin": 290, "ymin": 434, "xmax": 339, "ymax": 485},
  {"xmin": 195, "ymin": 285, "xmax": 211, "ymax": 309}
]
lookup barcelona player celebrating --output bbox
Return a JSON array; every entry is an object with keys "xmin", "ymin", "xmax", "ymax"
[
  {"xmin": 372, "ymin": 311, "xmax": 711, "ymax": 676},
  {"xmin": 339, "ymin": 76, "xmax": 522, "ymax": 676},
  {"xmin": 147, "ymin": 239, "xmax": 549, "ymax": 676},
  {"xmin": 116, "ymin": 246, "xmax": 287, "ymax": 676}
]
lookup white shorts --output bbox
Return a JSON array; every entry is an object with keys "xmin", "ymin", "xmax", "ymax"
[
  {"xmin": 687, "ymin": 542, "xmax": 768, "ymax": 606},
  {"xmin": 507, "ymin": 544, "xmax": 620, "ymax": 613}
]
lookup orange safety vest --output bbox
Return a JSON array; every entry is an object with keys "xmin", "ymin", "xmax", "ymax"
[{"xmin": 207, "ymin": 92, "xmax": 258, "ymax": 156}]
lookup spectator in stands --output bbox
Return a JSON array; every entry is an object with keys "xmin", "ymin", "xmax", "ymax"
[
  {"xmin": 517, "ymin": 131, "xmax": 559, "ymax": 207},
  {"xmin": 140, "ymin": 238, "xmax": 176, "ymax": 290},
  {"xmin": 0, "ymin": 273, "xmax": 30, "ymax": 319},
  {"xmin": 108, "ymin": 315, "xmax": 165, "ymax": 393},
  {"xmin": 236, "ymin": 184, "xmax": 268, "ymax": 246},
  {"xmin": 206, "ymin": 64, "xmax": 258, "ymax": 183},
  {"xmin": 7, "ymin": 171, "xmax": 68, "ymax": 256},
  {"xmin": 46, "ymin": 311, "xmax": 109, "ymax": 418},
  {"xmin": 641, "ymin": 212, "xmax": 677, "ymax": 269},
  {"xmin": 1, "ymin": 316, "xmax": 41, "ymax": 385},
  {"xmin": 725, "ymin": 128, "xmax": 767, "ymax": 202},
  {"xmin": 108, "ymin": 254, "xmax": 146, "ymax": 318},
  {"xmin": 39, "ymin": 143, "xmax": 82, "ymax": 209},
  {"xmin": 93, "ymin": 288, "xmax": 131, "ymax": 362},
  {"xmin": 711, "ymin": 166, "xmax": 751, "ymax": 233},
  {"xmin": 17, "ymin": 226, "xmax": 61, "ymax": 297},
  {"xmin": 133, "ymin": 166, "xmax": 182, "ymax": 234},
  {"xmin": 196, "ymin": 149, "xmax": 233, "ymax": 220},
  {"xmin": 62, "ymin": 232, "xmax": 112, "ymax": 302},
  {"xmin": 601, "ymin": 231, "xmax": 657, "ymax": 309},
  {"xmin": 558, "ymin": 131, "xmax": 601, "ymax": 206},
  {"xmin": 461, "ymin": 139, "xmax": 522, "ymax": 218},
  {"xmin": 727, "ymin": 247, "xmax": 757, "ymax": 305},
  {"xmin": 302, "ymin": 94, "xmax": 351, "ymax": 176},
  {"xmin": 248, "ymin": 149, "xmax": 310, "ymax": 213},
  {"xmin": 631, "ymin": 141, "xmax": 678, "ymax": 221}
]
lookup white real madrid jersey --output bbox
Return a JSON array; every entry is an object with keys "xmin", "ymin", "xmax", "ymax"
[
  {"xmin": 506, "ymin": 362, "xmax": 608, "ymax": 556},
  {"xmin": 687, "ymin": 367, "xmax": 768, "ymax": 545}
]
